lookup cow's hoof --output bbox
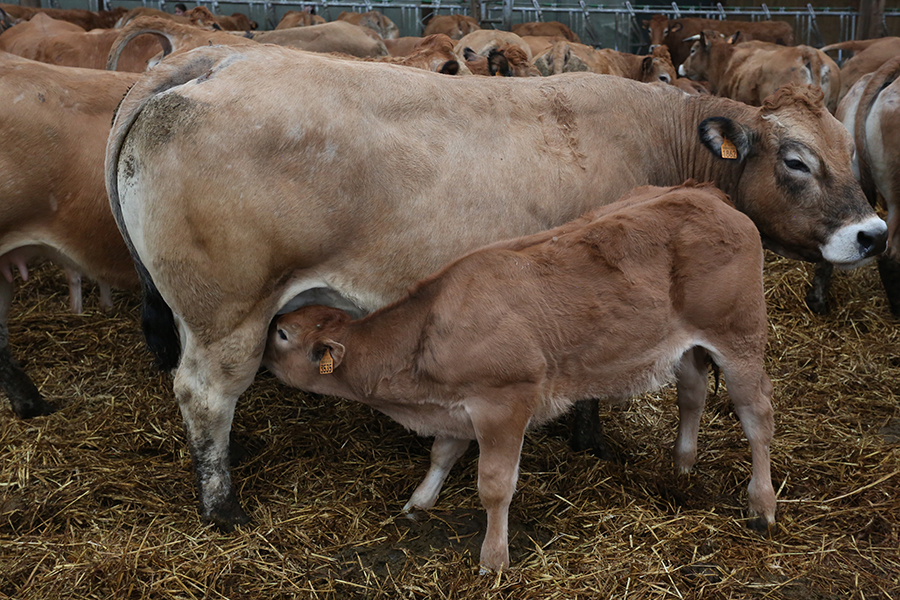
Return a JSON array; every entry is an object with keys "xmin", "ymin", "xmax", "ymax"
[
  {"xmin": 14, "ymin": 397, "xmax": 57, "ymax": 420},
  {"xmin": 747, "ymin": 515, "xmax": 773, "ymax": 536},
  {"xmin": 804, "ymin": 290, "xmax": 829, "ymax": 315},
  {"xmin": 204, "ymin": 499, "xmax": 250, "ymax": 532}
]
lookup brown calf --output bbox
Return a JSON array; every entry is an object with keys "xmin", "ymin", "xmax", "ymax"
[{"xmin": 264, "ymin": 182, "xmax": 777, "ymax": 571}]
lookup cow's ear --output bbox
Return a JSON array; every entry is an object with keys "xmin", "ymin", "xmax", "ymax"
[
  {"xmin": 728, "ymin": 31, "xmax": 741, "ymax": 44},
  {"xmin": 698, "ymin": 117, "xmax": 753, "ymax": 162},
  {"xmin": 670, "ymin": 22, "xmax": 683, "ymax": 34},
  {"xmin": 488, "ymin": 50, "xmax": 511, "ymax": 76},
  {"xmin": 439, "ymin": 60, "xmax": 460, "ymax": 75},
  {"xmin": 313, "ymin": 339, "xmax": 345, "ymax": 373},
  {"xmin": 642, "ymin": 19, "xmax": 650, "ymax": 29},
  {"xmin": 641, "ymin": 55, "xmax": 654, "ymax": 76}
]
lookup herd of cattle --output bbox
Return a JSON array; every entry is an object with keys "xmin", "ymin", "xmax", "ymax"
[{"xmin": 1, "ymin": 1, "xmax": 898, "ymax": 571}]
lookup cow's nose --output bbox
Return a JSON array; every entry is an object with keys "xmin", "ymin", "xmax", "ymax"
[
  {"xmin": 859, "ymin": 226, "xmax": 888, "ymax": 258},
  {"xmin": 649, "ymin": 44, "xmax": 659, "ymax": 52}
]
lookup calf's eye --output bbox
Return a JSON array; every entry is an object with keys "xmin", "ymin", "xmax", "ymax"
[{"xmin": 278, "ymin": 329, "xmax": 288, "ymax": 341}]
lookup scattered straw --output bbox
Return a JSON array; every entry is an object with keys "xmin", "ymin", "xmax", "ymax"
[{"xmin": 1, "ymin": 255, "xmax": 898, "ymax": 599}]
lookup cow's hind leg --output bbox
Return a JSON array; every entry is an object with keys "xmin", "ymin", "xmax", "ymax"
[
  {"xmin": 569, "ymin": 398, "xmax": 613, "ymax": 460},
  {"xmin": 721, "ymin": 362, "xmax": 776, "ymax": 532},
  {"xmin": 0, "ymin": 278, "xmax": 53, "ymax": 418},
  {"xmin": 403, "ymin": 436, "xmax": 470, "ymax": 514},
  {"xmin": 174, "ymin": 325, "xmax": 264, "ymax": 529},
  {"xmin": 673, "ymin": 347, "xmax": 708, "ymax": 473}
]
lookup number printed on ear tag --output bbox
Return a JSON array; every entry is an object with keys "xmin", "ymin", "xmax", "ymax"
[
  {"xmin": 320, "ymin": 349, "xmax": 334, "ymax": 375},
  {"xmin": 721, "ymin": 137, "xmax": 738, "ymax": 160}
]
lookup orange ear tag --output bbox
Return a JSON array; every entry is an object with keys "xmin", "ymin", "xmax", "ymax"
[
  {"xmin": 319, "ymin": 349, "xmax": 334, "ymax": 375},
  {"xmin": 720, "ymin": 137, "xmax": 738, "ymax": 160}
]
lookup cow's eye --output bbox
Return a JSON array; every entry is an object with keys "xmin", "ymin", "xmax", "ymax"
[
  {"xmin": 659, "ymin": 74, "xmax": 671, "ymax": 83},
  {"xmin": 278, "ymin": 329, "xmax": 288, "ymax": 341},
  {"xmin": 784, "ymin": 158, "xmax": 810, "ymax": 173}
]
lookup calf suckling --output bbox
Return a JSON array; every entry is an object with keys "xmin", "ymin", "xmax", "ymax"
[{"xmin": 264, "ymin": 183, "xmax": 777, "ymax": 571}]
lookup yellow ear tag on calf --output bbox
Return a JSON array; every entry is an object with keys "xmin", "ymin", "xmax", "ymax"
[
  {"xmin": 720, "ymin": 137, "xmax": 738, "ymax": 160},
  {"xmin": 319, "ymin": 349, "xmax": 334, "ymax": 375}
]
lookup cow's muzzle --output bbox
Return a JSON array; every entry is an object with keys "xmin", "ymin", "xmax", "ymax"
[{"xmin": 822, "ymin": 216, "xmax": 888, "ymax": 268}]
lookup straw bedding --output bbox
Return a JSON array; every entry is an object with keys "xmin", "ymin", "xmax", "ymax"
[{"xmin": 1, "ymin": 253, "xmax": 898, "ymax": 599}]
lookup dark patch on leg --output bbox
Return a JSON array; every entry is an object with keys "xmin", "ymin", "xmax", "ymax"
[
  {"xmin": 805, "ymin": 261, "xmax": 833, "ymax": 315},
  {"xmin": 0, "ymin": 347, "xmax": 55, "ymax": 419},
  {"xmin": 188, "ymin": 436, "xmax": 250, "ymax": 530},
  {"xmin": 569, "ymin": 398, "xmax": 614, "ymax": 460},
  {"xmin": 876, "ymin": 254, "xmax": 900, "ymax": 317}
]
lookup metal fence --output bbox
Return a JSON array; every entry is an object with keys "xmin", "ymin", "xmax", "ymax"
[{"xmin": 47, "ymin": 0, "xmax": 900, "ymax": 52}]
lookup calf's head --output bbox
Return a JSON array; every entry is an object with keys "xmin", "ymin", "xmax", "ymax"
[
  {"xmin": 264, "ymin": 306, "xmax": 351, "ymax": 389},
  {"xmin": 704, "ymin": 84, "xmax": 886, "ymax": 265}
]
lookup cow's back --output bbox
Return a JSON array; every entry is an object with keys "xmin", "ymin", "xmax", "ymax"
[{"xmin": 109, "ymin": 45, "xmax": 689, "ymax": 330}]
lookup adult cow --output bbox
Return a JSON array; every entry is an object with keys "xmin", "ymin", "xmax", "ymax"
[
  {"xmin": 644, "ymin": 14, "xmax": 794, "ymax": 67},
  {"xmin": 821, "ymin": 37, "xmax": 900, "ymax": 103},
  {"xmin": 679, "ymin": 31, "xmax": 840, "ymax": 113},
  {"xmin": 534, "ymin": 42, "xmax": 676, "ymax": 84},
  {"xmin": 0, "ymin": 52, "xmax": 140, "ymax": 418},
  {"xmin": 0, "ymin": 3, "xmax": 127, "ymax": 30},
  {"xmin": 807, "ymin": 57, "xmax": 900, "ymax": 315},
  {"xmin": 106, "ymin": 44, "xmax": 884, "ymax": 528},
  {"xmin": 336, "ymin": 10, "xmax": 399, "ymax": 40},
  {"xmin": 422, "ymin": 14, "xmax": 479, "ymax": 40}
]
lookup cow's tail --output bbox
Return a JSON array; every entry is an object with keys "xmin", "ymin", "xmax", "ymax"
[
  {"xmin": 854, "ymin": 56, "xmax": 900, "ymax": 209},
  {"xmin": 107, "ymin": 16, "xmax": 182, "ymax": 71},
  {"xmin": 105, "ymin": 47, "xmax": 242, "ymax": 371}
]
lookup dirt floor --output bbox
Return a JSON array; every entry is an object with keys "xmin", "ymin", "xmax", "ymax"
[{"xmin": 0, "ymin": 254, "xmax": 898, "ymax": 599}]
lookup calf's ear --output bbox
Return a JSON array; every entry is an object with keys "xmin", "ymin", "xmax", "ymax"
[
  {"xmin": 313, "ymin": 340, "xmax": 346, "ymax": 373},
  {"xmin": 698, "ymin": 116, "xmax": 753, "ymax": 162}
]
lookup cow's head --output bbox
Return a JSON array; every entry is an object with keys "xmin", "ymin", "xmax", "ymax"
[
  {"xmin": 699, "ymin": 84, "xmax": 886, "ymax": 265},
  {"xmin": 644, "ymin": 14, "xmax": 671, "ymax": 50},
  {"xmin": 677, "ymin": 30, "xmax": 730, "ymax": 80},
  {"xmin": 641, "ymin": 45, "xmax": 677, "ymax": 85},
  {"xmin": 532, "ymin": 42, "xmax": 590, "ymax": 76}
]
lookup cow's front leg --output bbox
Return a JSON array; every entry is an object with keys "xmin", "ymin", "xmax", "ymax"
[
  {"xmin": 0, "ymin": 278, "xmax": 53, "ymax": 418},
  {"xmin": 805, "ymin": 261, "xmax": 833, "ymax": 315},
  {"xmin": 174, "ymin": 325, "xmax": 264, "ymax": 529}
]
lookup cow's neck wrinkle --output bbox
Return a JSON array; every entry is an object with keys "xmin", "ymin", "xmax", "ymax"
[{"xmin": 670, "ymin": 99, "xmax": 748, "ymax": 201}]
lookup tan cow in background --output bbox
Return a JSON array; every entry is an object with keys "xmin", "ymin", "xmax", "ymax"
[
  {"xmin": 275, "ymin": 10, "xmax": 325, "ymax": 29},
  {"xmin": 0, "ymin": 52, "xmax": 140, "ymax": 418},
  {"xmin": 423, "ymin": 14, "xmax": 479, "ymax": 40},
  {"xmin": 534, "ymin": 42, "xmax": 676, "ymax": 85},
  {"xmin": 644, "ymin": 13, "xmax": 794, "ymax": 66},
  {"xmin": 679, "ymin": 31, "xmax": 840, "ymax": 112},
  {"xmin": 337, "ymin": 10, "xmax": 398, "ymax": 40}
]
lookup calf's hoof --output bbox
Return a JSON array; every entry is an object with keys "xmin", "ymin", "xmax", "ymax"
[{"xmin": 747, "ymin": 515, "xmax": 774, "ymax": 536}]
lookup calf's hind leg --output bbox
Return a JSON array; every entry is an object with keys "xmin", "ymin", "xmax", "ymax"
[
  {"xmin": 673, "ymin": 347, "xmax": 709, "ymax": 473},
  {"xmin": 722, "ymin": 362, "xmax": 776, "ymax": 532},
  {"xmin": 173, "ymin": 324, "xmax": 265, "ymax": 529}
]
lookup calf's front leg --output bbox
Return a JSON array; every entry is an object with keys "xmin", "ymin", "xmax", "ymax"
[{"xmin": 403, "ymin": 435, "xmax": 470, "ymax": 513}]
